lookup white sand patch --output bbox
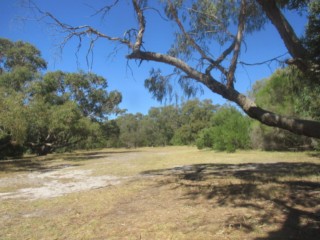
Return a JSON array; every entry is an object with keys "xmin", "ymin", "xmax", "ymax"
[{"xmin": 0, "ymin": 169, "xmax": 124, "ymax": 200}]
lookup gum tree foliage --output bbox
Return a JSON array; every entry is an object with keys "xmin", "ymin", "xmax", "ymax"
[
  {"xmin": 304, "ymin": 1, "xmax": 320, "ymax": 75},
  {"xmin": 0, "ymin": 38, "xmax": 47, "ymax": 157},
  {"xmin": 0, "ymin": 38, "xmax": 122, "ymax": 157},
  {"xmin": 0, "ymin": 89, "xmax": 27, "ymax": 158},
  {"xmin": 31, "ymin": 0, "xmax": 320, "ymax": 138},
  {"xmin": 112, "ymin": 99, "xmax": 217, "ymax": 148},
  {"xmin": 143, "ymin": 105, "xmax": 180, "ymax": 146},
  {"xmin": 115, "ymin": 109, "xmax": 179, "ymax": 148},
  {"xmin": 250, "ymin": 67, "xmax": 320, "ymax": 150},
  {"xmin": 171, "ymin": 99, "xmax": 218, "ymax": 145},
  {"xmin": 30, "ymin": 71, "xmax": 123, "ymax": 121},
  {"xmin": 196, "ymin": 105, "xmax": 251, "ymax": 152},
  {"xmin": 116, "ymin": 113, "xmax": 147, "ymax": 148}
]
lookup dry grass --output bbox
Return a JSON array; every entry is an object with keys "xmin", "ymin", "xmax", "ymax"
[{"xmin": 0, "ymin": 147, "xmax": 319, "ymax": 239}]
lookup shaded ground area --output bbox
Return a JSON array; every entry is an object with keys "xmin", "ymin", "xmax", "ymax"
[
  {"xmin": 0, "ymin": 147, "xmax": 319, "ymax": 239},
  {"xmin": 142, "ymin": 162, "xmax": 320, "ymax": 240}
]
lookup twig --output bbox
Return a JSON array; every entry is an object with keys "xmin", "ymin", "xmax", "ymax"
[{"xmin": 239, "ymin": 52, "xmax": 288, "ymax": 66}]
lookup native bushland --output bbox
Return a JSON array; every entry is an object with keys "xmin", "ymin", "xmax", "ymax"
[{"xmin": 0, "ymin": 38, "xmax": 122, "ymax": 157}]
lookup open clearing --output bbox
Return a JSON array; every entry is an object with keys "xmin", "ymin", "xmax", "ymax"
[{"xmin": 0, "ymin": 146, "xmax": 319, "ymax": 239}]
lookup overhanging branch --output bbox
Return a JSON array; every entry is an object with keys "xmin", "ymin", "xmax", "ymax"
[{"xmin": 127, "ymin": 50, "xmax": 320, "ymax": 139}]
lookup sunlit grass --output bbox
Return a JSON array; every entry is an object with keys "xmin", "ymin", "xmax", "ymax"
[{"xmin": 0, "ymin": 147, "xmax": 319, "ymax": 239}]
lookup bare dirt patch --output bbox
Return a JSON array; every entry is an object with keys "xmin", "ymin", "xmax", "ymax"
[
  {"xmin": 0, "ymin": 168, "xmax": 124, "ymax": 200},
  {"xmin": 0, "ymin": 150, "xmax": 136, "ymax": 200}
]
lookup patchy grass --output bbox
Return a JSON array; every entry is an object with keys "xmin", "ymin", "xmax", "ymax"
[{"xmin": 0, "ymin": 147, "xmax": 319, "ymax": 239}]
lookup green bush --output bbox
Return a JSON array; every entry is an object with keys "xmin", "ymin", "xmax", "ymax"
[{"xmin": 196, "ymin": 106, "xmax": 251, "ymax": 152}]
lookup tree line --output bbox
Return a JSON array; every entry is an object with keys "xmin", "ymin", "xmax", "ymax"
[
  {"xmin": 32, "ymin": 0, "xmax": 320, "ymax": 138},
  {"xmin": 1, "ymin": 38, "xmax": 319, "ymax": 159},
  {"xmin": 109, "ymin": 88, "xmax": 319, "ymax": 152}
]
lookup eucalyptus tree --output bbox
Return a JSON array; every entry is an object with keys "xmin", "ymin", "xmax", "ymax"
[
  {"xmin": 250, "ymin": 67, "xmax": 320, "ymax": 150},
  {"xmin": 116, "ymin": 113, "xmax": 147, "ymax": 148},
  {"xmin": 31, "ymin": 0, "xmax": 320, "ymax": 138},
  {"xmin": 0, "ymin": 38, "xmax": 123, "ymax": 156},
  {"xmin": 171, "ymin": 99, "xmax": 218, "ymax": 145},
  {"xmin": 30, "ymin": 71, "xmax": 123, "ymax": 121},
  {"xmin": 196, "ymin": 105, "xmax": 251, "ymax": 152},
  {"xmin": 0, "ymin": 38, "xmax": 46, "ymax": 157},
  {"xmin": 147, "ymin": 105, "xmax": 180, "ymax": 146}
]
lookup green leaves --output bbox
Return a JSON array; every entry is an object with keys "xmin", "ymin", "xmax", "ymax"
[
  {"xmin": 0, "ymin": 38, "xmax": 46, "ymax": 73},
  {"xmin": 171, "ymin": 99, "xmax": 218, "ymax": 145},
  {"xmin": 30, "ymin": 71, "xmax": 122, "ymax": 120},
  {"xmin": 196, "ymin": 105, "xmax": 251, "ymax": 152},
  {"xmin": 0, "ymin": 39, "xmax": 123, "ymax": 157},
  {"xmin": 144, "ymin": 68, "xmax": 173, "ymax": 102},
  {"xmin": 0, "ymin": 88, "xmax": 28, "ymax": 144},
  {"xmin": 250, "ymin": 66, "xmax": 319, "ymax": 150},
  {"xmin": 304, "ymin": 1, "xmax": 320, "ymax": 75}
]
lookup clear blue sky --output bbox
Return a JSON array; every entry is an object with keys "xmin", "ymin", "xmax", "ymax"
[{"xmin": 0, "ymin": 0, "xmax": 307, "ymax": 115}]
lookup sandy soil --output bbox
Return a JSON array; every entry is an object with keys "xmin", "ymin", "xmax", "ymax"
[{"xmin": 0, "ymin": 166, "xmax": 125, "ymax": 200}]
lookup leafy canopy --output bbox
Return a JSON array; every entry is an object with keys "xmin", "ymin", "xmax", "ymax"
[{"xmin": 0, "ymin": 38, "xmax": 122, "ymax": 157}]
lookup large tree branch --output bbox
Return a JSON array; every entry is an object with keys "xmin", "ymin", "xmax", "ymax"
[
  {"xmin": 132, "ymin": 0, "xmax": 146, "ymax": 52},
  {"xmin": 226, "ymin": 0, "xmax": 246, "ymax": 89},
  {"xmin": 256, "ymin": 0, "xmax": 308, "ymax": 72},
  {"xmin": 32, "ymin": 3, "xmax": 134, "ymax": 50},
  {"xmin": 127, "ymin": 50, "xmax": 320, "ymax": 138}
]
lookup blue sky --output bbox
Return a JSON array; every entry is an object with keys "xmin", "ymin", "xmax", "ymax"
[{"xmin": 0, "ymin": 0, "xmax": 308, "ymax": 115}]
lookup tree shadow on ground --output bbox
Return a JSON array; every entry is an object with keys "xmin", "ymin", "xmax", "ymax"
[
  {"xmin": 308, "ymin": 152, "xmax": 320, "ymax": 159},
  {"xmin": 0, "ymin": 149, "xmax": 140, "ymax": 172},
  {"xmin": 62, "ymin": 150, "xmax": 140, "ymax": 162},
  {"xmin": 142, "ymin": 162, "xmax": 320, "ymax": 239},
  {"xmin": 0, "ymin": 158, "xmax": 81, "ymax": 173}
]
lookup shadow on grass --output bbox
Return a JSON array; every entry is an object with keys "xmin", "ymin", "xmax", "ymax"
[
  {"xmin": 0, "ymin": 158, "xmax": 81, "ymax": 173},
  {"xmin": 61, "ymin": 150, "xmax": 140, "ymax": 162},
  {"xmin": 308, "ymin": 152, "xmax": 320, "ymax": 159},
  {"xmin": 0, "ymin": 149, "xmax": 140, "ymax": 172},
  {"xmin": 142, "ymin": 162, "xmax": 320, "ymax": 240}
]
